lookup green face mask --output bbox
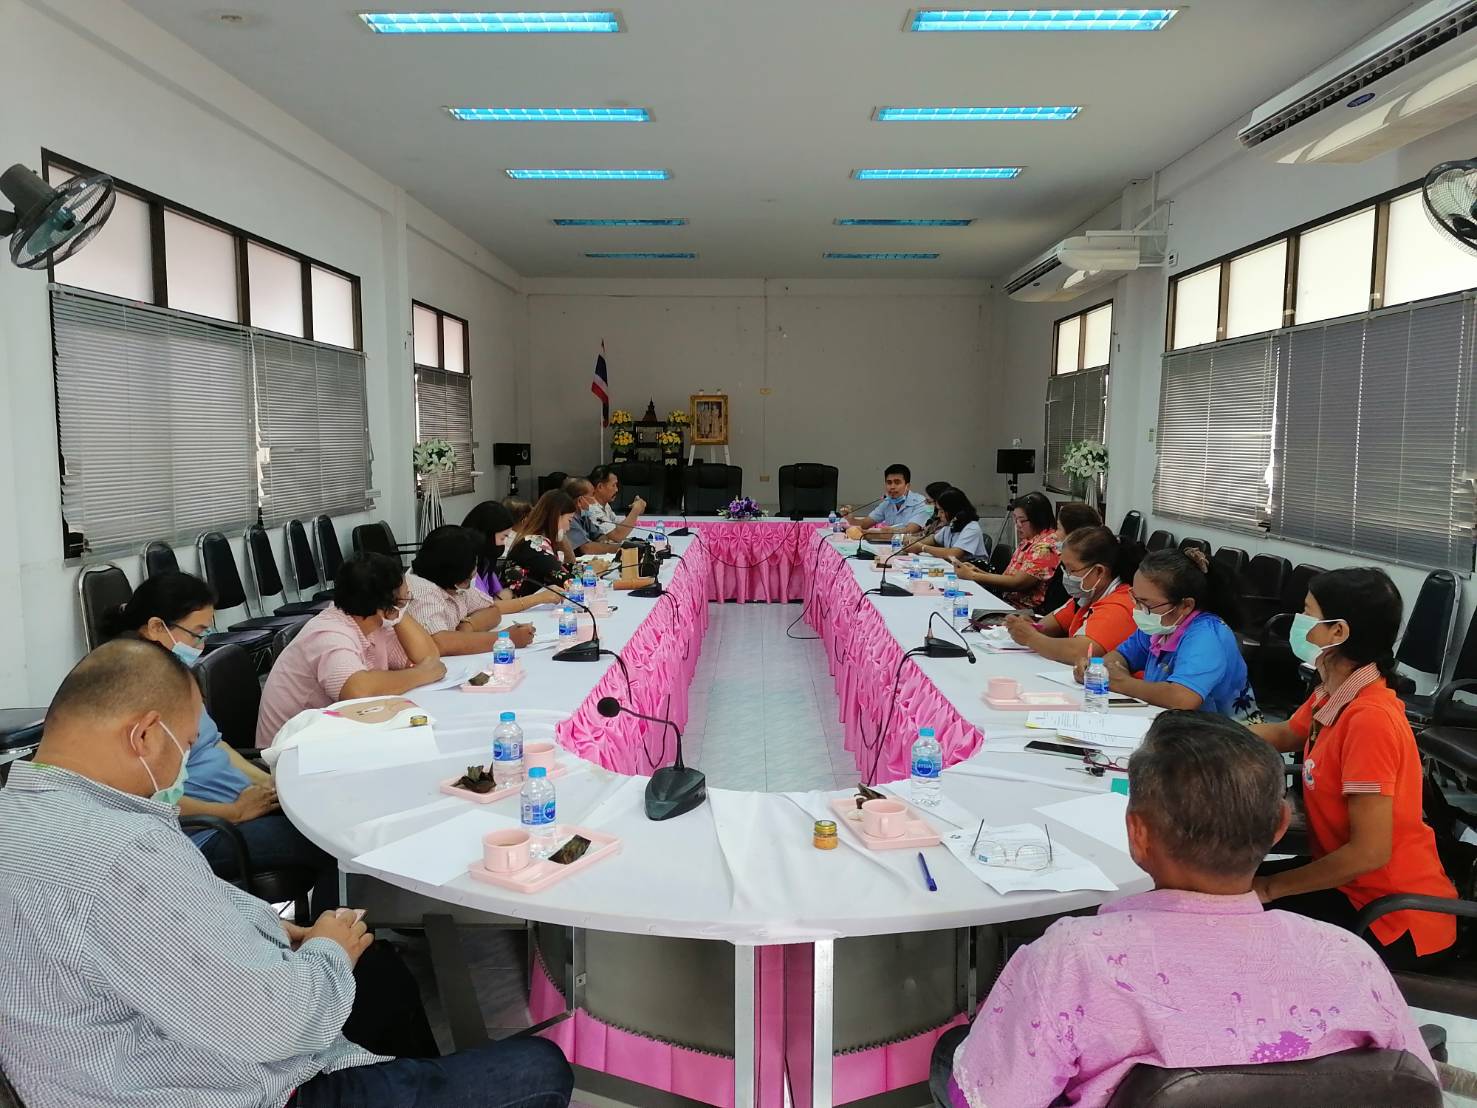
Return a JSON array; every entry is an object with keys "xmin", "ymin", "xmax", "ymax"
[{"xmin": 137, "ymin": 719, "xmax": 189, "ymax": 807}]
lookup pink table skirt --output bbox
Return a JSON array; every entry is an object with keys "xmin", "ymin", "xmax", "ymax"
[{"xmin": 688, "ymin": 519, "xmax": 813, "ymax": 603}]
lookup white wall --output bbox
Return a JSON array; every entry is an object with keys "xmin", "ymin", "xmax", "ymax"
[
  {"xmin": 525, "ymin": 277, "xmax": 997, "ymax": 509},
  {"xmin": 0, "ymin": 0, "xmax": 525, "ymax": 705}
]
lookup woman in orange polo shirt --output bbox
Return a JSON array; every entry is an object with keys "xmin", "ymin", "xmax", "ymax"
[
  {"xmin": 1004, "ymin": 526, "xmax": 1142, "ymax": 666},
  {"xmin": 1250, "ymin": 567, "xmax": 1456, "ymax": 969}
]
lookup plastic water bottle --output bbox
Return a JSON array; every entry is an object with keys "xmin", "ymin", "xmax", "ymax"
[
  {"xmin": 951, "ymin": 581, "xmax": 971, "ymax": 632},
  {"xmin": 827, "ymin": 510, "xmax": 840, "ymax": 533},
  {"xmin": 492, "ymin": 710, "xmax": 523, "ymax": 784},
  {"xmin": 492, "ymin": 630, "xmax": 516, "ymax": 684},
  {"xmin": 890, "ymin": 532, "xmax": 904, "ymax": 555},
  {"xmin": 907, "ymin": 561, "xmax": 924, "ymax": 586},
  {"xmin": 910, "ymin": 727, "xmax": 943, "ymax": 808},
  {"xmin": 567, "ymin": 576, "xmax": 586, "ymax": 607},
  {"xmin": 654, "ymin": 520, "xmax": 668, "ymax": 551},
  {"xmin": 582, "ymin": 566, "xmax": 598, "ymax": 594},
  {"xmin": 1084, "ymin": 657, "xmax": 1111, "ymax": 716},
  {"xmin": 558, "ymin": 605, "xmax": 578, "ymax": 639},
  {"xmin": 520, "ymin": 767, "xmax": 558, "ymax": 859}
]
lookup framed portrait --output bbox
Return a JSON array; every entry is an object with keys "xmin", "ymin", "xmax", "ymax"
[{"xmin": 691, "ymin": 394, "xmax": 729, "ymax": 445}]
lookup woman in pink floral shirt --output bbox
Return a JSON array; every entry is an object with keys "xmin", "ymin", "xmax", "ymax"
[{"xmin": 954, "ymin": 491, "xmax": 1061, "ymax": 609}]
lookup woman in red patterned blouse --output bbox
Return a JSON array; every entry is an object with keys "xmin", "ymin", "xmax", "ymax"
[{"xmin": 954, "ymin": 491, "xmax": 1061, "ymax": 610}]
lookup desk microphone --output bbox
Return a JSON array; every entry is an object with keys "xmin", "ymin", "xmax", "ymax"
[
  {"xmin": 865, "ymin": 531, "xmax": 933, "ymax": 599},
  {"xmin": 923, "ymin": 611, "xmax": 976, "ymax": 661},
  {"xmin": 597, "ymin": 696, "xmax": 707, "ymax": 821},
  {"xmin": 842, "ymin": 496, "xmax": 887, "ymax": 560},
  {"xmin": 533, "ymin": 577, "xmax": 603, "ymax": 662}
]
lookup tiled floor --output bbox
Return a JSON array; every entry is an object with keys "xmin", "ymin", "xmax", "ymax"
[{"xmin": 684, "ymin": 602, "xmax": 860, "ymax": 794}]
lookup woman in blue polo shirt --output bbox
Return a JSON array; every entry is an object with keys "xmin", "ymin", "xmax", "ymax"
[{"xmin": 1075, "ymin": 547, "xmax": 1259, "ymax": 721}]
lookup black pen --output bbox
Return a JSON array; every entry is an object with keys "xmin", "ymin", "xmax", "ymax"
[{"xmin": 917, "ymin": 851, "xmax": 938, "ymax": 892}]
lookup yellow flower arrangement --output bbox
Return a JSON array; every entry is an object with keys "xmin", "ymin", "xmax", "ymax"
[
  {"xmin": 657, "ymin": 430, "xmax": 683, "ymax": 449},
  {"xmin": 611, "ymin": 429, "xmax": 635, "ymax": 449},
  {"xmin": 666, "ymin": 409, "xmax": 691, "ymax": 426},
  {"xmin": 609, "ymin": 409, "xmax": 634, "ymax": 426}
]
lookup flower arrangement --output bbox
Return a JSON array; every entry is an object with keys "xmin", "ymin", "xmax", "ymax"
[
  {"xmin": 666, "ymin": 409, "xmax": 690, "ymax": 426},
  {"xmin": 1061, "ymin": 440, "xmax": 1108, "ymax": 480},
  {"xmin": 413, "ymin": 439, "xmax": 457, "ymax": 475},
  {"xmin": 609, "ymin": 409, "xmax": 634, "ymax": 426},
  {"xmin": 657, "ymin": 430, "xmax": 683, "ymax": 450},
  {"xmin": 611, "ymin": 429, "xmax": 635, "ymax": 451},
  {"xmin": 719, "ymin": 496, "xmax": 765, "ymax": 521}
]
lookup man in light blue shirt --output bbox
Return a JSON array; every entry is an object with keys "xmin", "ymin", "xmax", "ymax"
[{"xmin": 843, "ymin": 463, "xmax": 932, "ymax": 534}]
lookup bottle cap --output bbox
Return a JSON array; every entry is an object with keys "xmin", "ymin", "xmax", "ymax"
[
  {"xmin": 498, "ymin": 630, "xmax": 510, "ymax": 637},
  {"xmin": 920, "ymin": 726, "xmax": 936, "ymax": 738},
  {"xmin": 528, "ymin": 766, "xmax": 548, "ymax": 778},
  {"xmin": 1091, "ymin": 657, "xmax": 1103, "ymax": 664},
  {"xmin": 499, "ymin": 711, "xmax": 516, "ymax": 722}
]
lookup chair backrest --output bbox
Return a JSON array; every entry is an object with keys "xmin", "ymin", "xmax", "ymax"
[
  {"xmin": 196, "ymin": 531, "xmax": 252, "ymax": 614},
  {"xmin": 686, "ymin": 463, "xmax": 742, "ymax": 513},
  {"xmin": 612, "ymin": 462, "xmax": 660, "ymax": 512},
  {"xmin": 1211, "ymin": 547, "xmax": 1248, "ymax": 580},
  {"xmin": 778, "ymin": 463, "xmax": 839, "ymax": 517},
  {"xmin": 243, "ymin": 524, "xmax": 288, "ymax": 603},
  {"xmin": 537, "ymin": 471, "xmax": 568, "ymax": 496},
  {"xmin": 1281, "ymin": 562, "xmax": 1326, "ymax": 612},
  {"xmin": 141, "ymin": 540, "xmax": 179, "ymax": 579},
  {"xmin": 0, "ymin": 1060, "xmax": 27, "ymax": 1108},
  {"xmin": 1039, "ymin": 565, "xmax": 1067, "ymax": 614},
  {"xmin": 1146, "ymin": 529, "xmax": 1176, "ymax": 552},
  {"xmin": 284, "ymin": 519, "xmax": 322, "ymax": 594},
  {"xmin": 312, "ymin": 515, "xmax": 345, "ymax": 584},
  {"xmin": 1452, "ymin": 599, "xmax": 1477, "ymax": 684},
  {"xmin": 1178, "ymin": 537, "xmax": 1211, "ymax": 558},
  {"xmin": 77, "ymin": 564, "xmax": 131, "ymax": 651},
  {"xmin": 1241, "ymin": 553, "xmax": 1290, "ymax": 603},
  {"xmin": 193, "ymin": 644, "xmax": 262, "ymax": 751},
  {"xmin": 1103, "ymin": 1048, "xmax": 1440, "ymax": 1107},
  {"xmin": 988, "ymin": 544, "xmax": 1012, "ymax": 575},
  {"xmin": 352, "ymin": 522, "xmax": 398, "ymax": 560},
  {"xmin": 1117, "ymin": 510, "xmax": 1144, "ymax": 544},
  {"xmin": 1398, "ymin": 570, "xmax": 1460, "ymax": 678},
  {"xmin": 271, "ymin": 620, "xmax": 306, "ymax": 662}
]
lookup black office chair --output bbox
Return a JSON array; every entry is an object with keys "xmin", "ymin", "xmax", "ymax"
[
  {"xmin": 244, "ymin": 525, "xmax": 326, "ymax": 617},
  {"xmin": 194, "ymin": 645, "xmax": 263, "ymax": 755},
  {"xmin": 1211, "ymin": 547, "xmax": 1247, "ymax": 581},
  {"xmin": 537, "ymin": 471, "xmax": 568, "ymax": 497},
  {"xmin": 1117, "ymin": 510, "xmax": 1144, "ymax": 545},
  {"xmin": 140, "ymin": 540, "xmax": 179, "ymax": 579},
  {"xmin": 1239, "ymin": 553, "xmax": 1293, "ymax": 631},
  {"xmin": 988, "ymin": 545, "xmax": 1012, "ymax": 575},
  {"xmin": 1393, "ymin": 570, "xmax": 1460, "ymax": 695},
  {"xmin": 351, "ymin": 521, "xmax": 417, "ymax": 565},
  {"xmin": 1037, "ymin": 566, "xmax": 1067, "ymax": 615},
  {"xmin": 284, "ymin": 519, "xmax": 333, "ymax": 603},
  {"xmin": 270, "ymin": 620, "xmax": 307, "ymax": 663},
  {"xmin": 0, "ymin": 708, "xmax": 43, "ymax": 787},
  {"xmin": 1357, "ymin": 893, "xmax": 1477, "ymax": 1027},
  {"xmin": 179, "ymin": 814, "xmax": 313, "ymax": 922},
  {"xmin": 1244, "ymin": 562, "xmax": 1327, "ymax": 713},
  {"xmin": 77, "ymin": 563, "xmax": 134, "ymax": 651},
  {"xmin": 0, "ymin": 1060, "xmax": 26, "ymax": 1108},
  {"xmin": 777, "ymin": 463, "xmax": 839, "ymax": 519},
  {"xmin": 312, "ymin": 515, "xmax": 345, "ymax": 584},
  {"xmin": 1146, "ymin": 529, "xmax": 1175, "ymax": 552},
  {"xmin": 611, "ymin": 462, "xmax": 661, "ymax": 513},
  {"xmin": 685, "ymin": 463, "xmax": 742, "ymax": 515},
  {"xmin": 195, "ymin": 532, "xmax": 306, "ymax": 636},
  {"xmin": 1178, "ymin": 537, "xmax": 1211, "ymax": 559},
  {"xmin": 1406, "ymin": 602, "xmax": 1477, "ymax": 727}
]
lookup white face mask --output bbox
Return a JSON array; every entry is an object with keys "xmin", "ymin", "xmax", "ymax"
[{"xmin": 381, "ymin": 606, "xmax": 406, "ymax": 628}]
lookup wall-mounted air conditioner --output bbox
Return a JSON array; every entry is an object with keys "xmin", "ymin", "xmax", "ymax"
[
  {"xmin": 1240, "ymin": 0, "xmax": 1477, "ymax": 164},
  {"xmin": 1004, "ymin": 235, "xmax": 1144, "ymax": 302}
]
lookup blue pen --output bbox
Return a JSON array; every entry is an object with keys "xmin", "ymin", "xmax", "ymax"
[{"xmin": 917, "ymin": 851, "xmax": 938, "ymax": 892}]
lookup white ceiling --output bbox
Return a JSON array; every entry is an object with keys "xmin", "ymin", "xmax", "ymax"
[{"xmin": 123, "ymin": 0, "xmax": 1416, "ymax": 279}]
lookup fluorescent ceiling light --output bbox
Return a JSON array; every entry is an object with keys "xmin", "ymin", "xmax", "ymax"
[
  {"xmin": 824, "ymin": 252, "xmax": 940, "ymax": 260},
  {"xmin": 359, "ymin": 11, "xmax": 621, "ymax": 34},
  {"xmin": 554, "ymin": 218, "xmax": 688, "ymax": 226},
  {"xmin": 853, "ymin": 167, "xmax": 1021, "ymax": 180},
  {"xmin": 908, "ymin": 9, "xmax": 1177, "ymax": 32},
  {"xmin": 449, "ymin": 107, "xmax": 649, "ymax": 122},
  {"xmin": 835, "ymin": 218, "xmax": 974, "ymax": 226},
  {"xmin": 876, "ymin": 106, "xmax": 1080, "ymax": 122},
  {"xmin": 506, "ymin": 169, "xmax": 670, "ymax": 180},
  {"xmin": 585, "ymin": 252, "xmax": 696, "ymax": 259}
]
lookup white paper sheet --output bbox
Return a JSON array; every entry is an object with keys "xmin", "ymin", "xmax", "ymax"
[
  {"xmin": 1025, "ymin": 712, "xmax": 1151, "ymax": 749},
  {"xmin": 1036, "ymin": 792, "xmax": 1133, "ymax": 855},
  {"xmin": 940, "ymin": 823, "xmax": 1117, "ymax": 895},
  {"xmin": 296, "ymin": 726, "xmax": 441, "ymax": 776},
  {"xmin": 350, "ymin": 808, "xmax": 521, "ymax": 885}
]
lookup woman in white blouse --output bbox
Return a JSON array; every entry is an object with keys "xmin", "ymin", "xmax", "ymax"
[{"xmin": 917, "ymin": 488, "xmax": 987, "ymax": 560}]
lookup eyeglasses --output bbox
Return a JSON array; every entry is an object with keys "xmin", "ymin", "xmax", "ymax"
[
  {"xmin": 1082, "ymin": 752, "xmax": 1129, "ymax": 777},
  {"xmin": 969, "ymin": 821, "xmax": 1054, "ymax": 870},
  {"xmin": 169, "ymin": 623, "xmax": 211, "ymax": 645},
  {"xmin": 1131, "ymin": 593, "xmax": 1179, "ymax": 614}
]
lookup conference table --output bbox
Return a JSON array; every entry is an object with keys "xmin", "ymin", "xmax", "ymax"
[{"xmin": 276, "ymin": 519, "xmax": 1154, "ymax": 1108}]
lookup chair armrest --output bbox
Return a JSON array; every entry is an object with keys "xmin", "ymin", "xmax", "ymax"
[
  {"xmin": 178, "ymin": 815, "xmax": 256, "ymax": 881},
  {"xmin": 1434, "ymin": 679, "xmax": 1477, "ymax": 726},
  {"xmin": 1354, "ymin": 893, "xmax": 1477, "ymax": 938},
  {"xmin": 1260, "ymin": 610, "xmax": 1295, "ymax": 643}
]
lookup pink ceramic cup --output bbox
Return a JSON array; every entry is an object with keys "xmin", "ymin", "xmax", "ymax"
[
  {"xmin": 524, "ymin": 742, "xmax": 556, "ymax": 773},
  {"xmin": 861, "ymin": 798, "xmax": 909, "ymax": 839},
  {"xmin": 988, "ymin": 676, "xmax": 1021, "ymax": 699},
  {"xmin": 483, "ymin": 829, "xmax": 532, "ymax": 873}
]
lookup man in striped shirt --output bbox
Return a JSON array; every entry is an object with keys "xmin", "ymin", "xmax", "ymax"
[{"xmin": 0, "ymin": 640, "xmax": 572, "ymax": 1108}]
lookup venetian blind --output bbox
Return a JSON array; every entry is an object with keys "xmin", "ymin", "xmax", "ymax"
[
  {"xmin": 414, "ymin": 366, "xmax": 475, "ymax": 495},
  {"xmin": 1043, "ymin": 367, "xmax": 1106, "ymax": 492}
]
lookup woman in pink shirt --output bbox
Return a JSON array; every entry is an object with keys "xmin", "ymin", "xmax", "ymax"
[
  {"xmin": 937, "ymin": 711, "xmax": 1435, "ymax": 1108},
  {"xmin": 405, "ymin": 525, "xmax": 537, "ymax": 654}
]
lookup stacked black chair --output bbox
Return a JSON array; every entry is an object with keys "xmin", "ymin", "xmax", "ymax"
[
  {"xmin": 271, "ymin": 620, "xmax": 307, "ymax": 663},
  {"xmin": 195, "ymin": 532, "xmax": 307, "ymax": 636},
  {"xmin": 311, "ymin": 515, "xmax": 345, "ymax": 585},
  {"xmin": 77, "ymin": 563, "xmax": 272, "ymax": 657},
  {"xmin": 351, "ymin": 520, "xmax": 418, "ymax": 566},
  {"xmin": 244, "ymin": 525, "xmax": 327, "ymax": 617},
  {"xmin": 1243, "ymin": 562, "xmax": 1324, "ymax": 713},
  {"xmin": 1405, "ymin": 602, "xmax": 1477, "ymax": 727},
  {"xmin": 777, "ymin": 463, "xmax": 839, "ymax": 519},
  {"xmin": 1146, "ymin": 529, "xmax": 1176, "ymax": 552},
  {"xmin": 140, "ymin": 540, "xmax": 179, "ymax": 579},
  {"xmin": 537, "ymin": 471, "xmax": 568, "ymax": 497},
  {"xmin": 1392, "ymin": 570, "xmax": 1460, "ymax": 697},
  {"xmin": 285, "ymin": 519, "xmax": 333, "ymax": 603},
  {"xmin": 1178, "ymin": 537, "xmax": 1211, "ymax": 559},
  {"xmin": 1238, "ymin": 554, "xmax": 1292, "ymax": 632},
  {"xmin": 685, "ymin": 463, "xmax": 742, "ymax": 514},
  {"xmin": 611, "ymin": 462, "xmax": 661, "ymax": 513},
  {"xmin": 1117, "ymin": 510, "xmax": 1144, "ymax": 544},
  {"xmin": 1211, "ymin": 547, "xmax": 1248, "ymax": 581}
]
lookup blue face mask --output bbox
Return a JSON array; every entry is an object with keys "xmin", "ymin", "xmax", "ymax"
[
  {"xmin": 136, "ymin": 719, "xmax": 189, "ymax": 807},
  {"xmin": 888, "ymin": 492, "xmax": 906, "ymax": 506},
  {"xmin": 168, "ymin": 630, "xmax": 202, "ymax": 667}
]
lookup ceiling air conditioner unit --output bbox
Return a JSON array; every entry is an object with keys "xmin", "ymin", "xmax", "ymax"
[
  {"xmin": 1239, "ymin": 0, "xmax": 1477, "ymax": 164},
  {"xmin": 1004, "ymin": 235, "xmax": 1140, "ymax": 302}
]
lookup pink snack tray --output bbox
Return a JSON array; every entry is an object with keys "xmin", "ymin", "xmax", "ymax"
[
  {"xmin": 439, "ymin": 762, "xmax": 570, "ymax": 805},
  {"xmin": 828, "ymin": 797, "xmax": 942, "ymax": 851},
  {"xmin": 982, "ymin": 690, "xmax": 1081, "ymax": 710},
  {"xmin": 468, "ymin": 825, "xmax": 621, "ymax": 893}
]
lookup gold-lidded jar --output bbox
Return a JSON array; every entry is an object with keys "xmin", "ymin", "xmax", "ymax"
[{"xmin": 813, "ymin": 819, "xmax": 839, "ymax": 850}]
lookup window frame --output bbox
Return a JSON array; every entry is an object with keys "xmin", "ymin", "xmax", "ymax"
[
  {"xmin": 1045, "ymin": 299, "xmax": 1112, "ymax": 494},
  {"xmin": 411, "ymin": 300, "xmax": 475, "ymax": 496},
  {"xmin": 411, "ymin": 300, "xmax": 471, "ymax": 374},
  {"xmin": 1052, "ymin": 298, "xmax": 1114, "ymax": 375},
  {"xmin": 43, "ymin": 150, "xmax": 363, "ymax": 350}
]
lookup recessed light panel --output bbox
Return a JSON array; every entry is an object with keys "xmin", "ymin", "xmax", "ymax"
[
  {"xmin": 876, "ymin": 106, "xmax": 1080, "ymax": 122},
  {"xmin": 449, "ymin": 107, "xmax": 649, "ymax": 122},
  {"xmin": 506, "ymin": 169, "xmax": 670, "ymax": 181},
  {"xmin": 835, "ymin": 218, "xmax": 974, "ymax": 226},
  {"xmin": 824, "ymin": 252, "xmax": 940, "ymax": 260},
  {"xmin": 359, "ymin": 11, "xmax": 621, "ymax": 34},
  {"xmin": 908, "ymin": 9, "xmax": 1177, "ymax": 32},
  {"xmin": 852, "ymin": 167, "xmax": 1021, "ymax": 180},
  {"xmin": 554, "ymin": 218, "xmax": 688, "ymax": 226},
  {"xmin": 585, "ymin": 252, "xmax": 696, "ymax": 260}
]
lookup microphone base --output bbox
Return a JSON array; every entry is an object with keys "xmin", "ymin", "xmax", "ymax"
[
  {"xmin": 629, "ymin": 584, "xmax": 664, "ymax": 598},
  {"xmin": 923, "ymin": 634, "xmax": 970, "ymax": 658},
  {"xmin": 668, "ymin": 527, "xmax": 691, "ymax": 537},
  {"xmin": 644, "ymin": 766, "xmax": 707, "ymax": 821},
  {"xmin": 872, "ymin": 582, "xmax": 911, "ymax": 598},
  {"xmin": 552, "ymin": 640, "xmax": 603, "ymax": 662},
  {"xmin": 852, "ymin": 547, "xmax": 876, "ymax": 561}
]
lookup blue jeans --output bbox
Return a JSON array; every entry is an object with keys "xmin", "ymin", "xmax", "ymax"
[
  {"xmin": 195, "ymin": 811, "xmax": 339, "ymax": 912},
  {"xmin": 294, "ymin": 1039, "xmax": 573, "ymax": 1108}
]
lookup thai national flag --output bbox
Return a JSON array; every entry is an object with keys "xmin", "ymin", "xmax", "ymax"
[{"xmin": 591, "ymin": 341, "xmax": 609, "ymax": 427}]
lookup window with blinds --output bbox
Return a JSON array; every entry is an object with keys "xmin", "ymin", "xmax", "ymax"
[
  {"xmin": 1044, "ymin": 368, "xmax": 1107, "ymax": 492},
  {"xmin": 414, "ymin": 367, "xmax": 475, "ymax": 495},
  {"xmin": 53, "ymin": 286, "xmax": 369, "ymax": 556},
  {"xmin": 1153, "ymin": 334, "xmax": 1277, "ymax": 532}
]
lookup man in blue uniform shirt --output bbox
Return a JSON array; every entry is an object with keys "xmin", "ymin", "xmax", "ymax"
[{"xmin": 843, "ymin": 463, "xmax": 932, "ymax": 535}]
